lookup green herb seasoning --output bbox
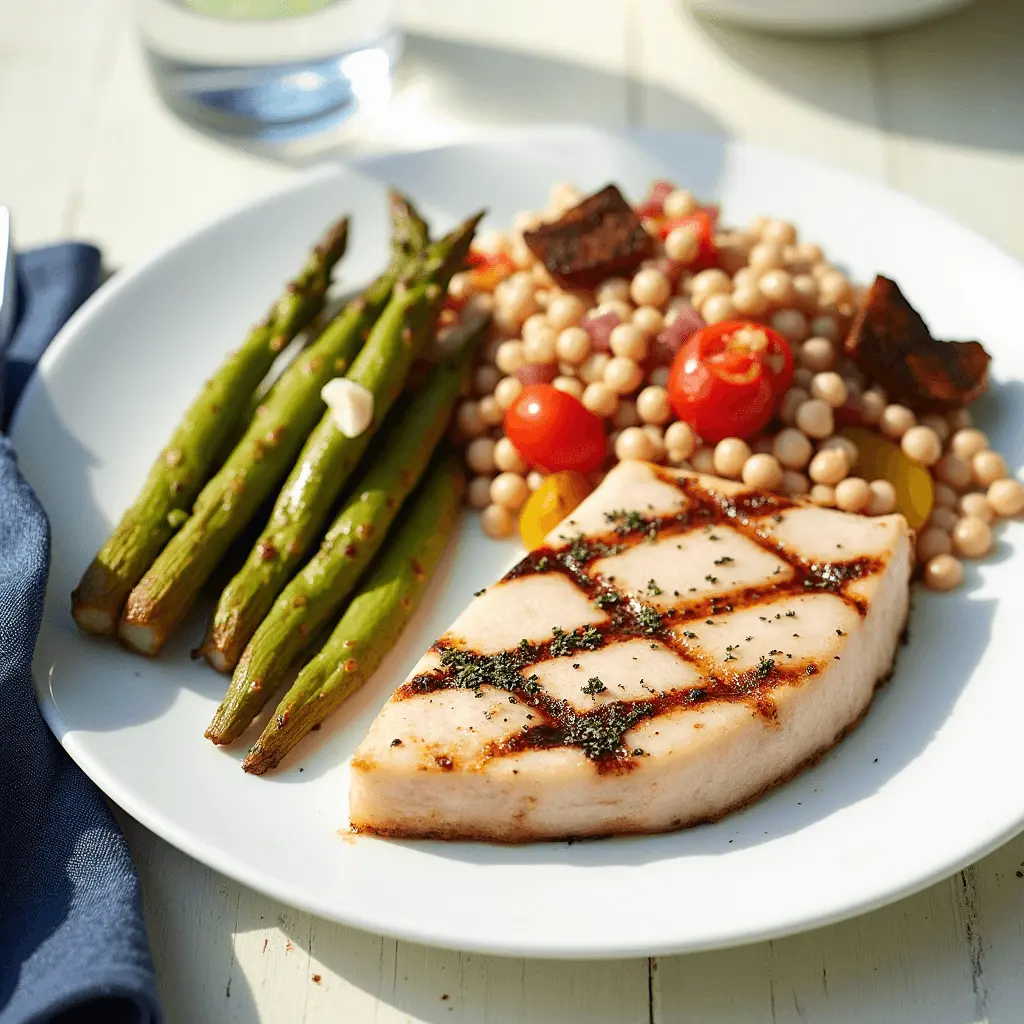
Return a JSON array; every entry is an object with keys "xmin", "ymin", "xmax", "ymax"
[
  {"xmin": 635, "ymin": 604, "xmax": 663, "ymax": 636},
  {"xmin": 561, "ymin": 532, "xmax": 623, "ymax": 563},
  {"xmin": 562, "ymin": 703, "xmax": 655, "ymax": 759},
  {"xmin": 435, "ymin": 643, "xmax": 541, "ymax": 696},
  {"xmin": 604, "ymin": 509, "xmax": 649, "ymax": 534},
  {"xmin": 550, "ymin": 624, "xmax": 604, "ymax": 658}
]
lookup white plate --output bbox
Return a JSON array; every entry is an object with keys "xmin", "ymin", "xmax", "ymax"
[
  {"xmin": 12, "ymin": 126, "xmax": 1024, "ymax": 959},
  {"xmin": 687, "ymin": 0, "xmax": 971, "ymax": 35}
]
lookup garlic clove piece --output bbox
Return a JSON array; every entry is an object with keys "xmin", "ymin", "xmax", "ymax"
[{"xmin": 321, "ymin": 378, "xmax": 374, "ymax": 438}]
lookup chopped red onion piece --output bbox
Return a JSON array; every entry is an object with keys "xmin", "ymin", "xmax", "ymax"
[
  {"xmin": 653, "ymin": 256, "xmax": 683, "ymax": 288},
  {"xmin": 514, "ymin": 362, "xmax": 559, "ymax": 386},
  {"xmin": 652, "ymin": 304, "xmax": 705, "ymax": 364},
  {"xmin": 834, "ymin": 395, "xmax": 863, "ymax": 430},
  {"xmin": 582, "ymin": 310, "xmax": 620, "ymax": 352}
]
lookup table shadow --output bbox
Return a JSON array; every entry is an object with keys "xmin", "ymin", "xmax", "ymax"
[
  {"xmin": 119, "ymin": 811, "xmax": 263, "ymax": 1024},
  {"xmin": 168, "ymin": 32, "xmax": 729, "ymax": 165}
]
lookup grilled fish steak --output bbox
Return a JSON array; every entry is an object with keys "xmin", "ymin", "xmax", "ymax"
[{"xmin": 350, "ymin": 461, "xmax": 912, "ymax": 842}]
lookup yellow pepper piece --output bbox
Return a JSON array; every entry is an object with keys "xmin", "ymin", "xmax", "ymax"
[
  {"xmin": 841, "ymin": 427, "xmax": 934, "ymax": 528},
  {"xmin": 519, "ymin": 471, "xmax": 593, "ymax": 550}
]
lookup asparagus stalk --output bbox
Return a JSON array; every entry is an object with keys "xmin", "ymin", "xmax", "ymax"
[
  {"xmin": 197, "ymin": 213, "xmax": 483, "ymax": 674},
  {"xmin": 117, "ymin": 194, "xmax": 429, "ymax": 656},
  {"xmin": 70, "ymin": 215, "xmax": 349, "ymax": 636},
  {"xmin": 204, "ymin": 321, "xmax": 486, "ymax": 742},
  {"xmin": 242, "ymin": 455, "xmax": 465, "ymax": 774}
]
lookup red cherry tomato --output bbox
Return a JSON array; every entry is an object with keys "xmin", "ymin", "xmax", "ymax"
[
  {"xmin": 504, "ymin": 384, "xmax": 606, "ymax": 474},
  {"xmin": 635, "ymin": 179, "xmax": 675, "ymax": 219},
  {"xmin": 666, "ymin": 321, "xmax": 794, "ymax": 443},
  {"xmin": 659, "ymin": 208, "xmax": 719, "ymax": 271}
]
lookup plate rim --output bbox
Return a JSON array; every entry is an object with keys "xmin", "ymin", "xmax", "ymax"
[{"xmin": 14, "ymin": 125, "xmax": 1024, "ymax": 959}]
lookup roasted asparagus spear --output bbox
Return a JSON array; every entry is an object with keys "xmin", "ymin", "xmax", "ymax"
[
  {"xmin": 205, "ymin": 320, "xmax": 485, "ymax": 743},
  {"xmin": 117, "ymin": 194, "xmax": 428, "ymax": 656},
  {"xmin": 242, "ymin": 455, "xmax": 465, "ymax": 774},
  {"xmin": 198, "ymin": 213, "xmax": 482, "ymax": 673},
  {"xmin": 71, "ymin": 215, "xmax": 349, "ymax": 636}
]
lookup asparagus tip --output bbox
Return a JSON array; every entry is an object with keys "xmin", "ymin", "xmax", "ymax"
[
  {"xmin": 323, "ymin": 214, "xmax": 350, "ymax": 253},
  {"xmin": 387, "ymin": 188, "xmax": 420, "ymax": 220}
]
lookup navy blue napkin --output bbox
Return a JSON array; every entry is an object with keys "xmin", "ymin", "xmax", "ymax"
[{"xmin": 0, "ymin": 244, "xmax": 162, "ymax": 1024}]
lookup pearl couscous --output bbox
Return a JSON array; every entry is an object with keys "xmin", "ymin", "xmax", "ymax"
[{"xmin": 444, "ymin": 180, "xmax": 1021, "ymax": 591}]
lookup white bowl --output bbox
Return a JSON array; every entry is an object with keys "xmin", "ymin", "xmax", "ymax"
[{"xmin": 688, "ymin": 0, "xmax": 972, "ymax": 34}]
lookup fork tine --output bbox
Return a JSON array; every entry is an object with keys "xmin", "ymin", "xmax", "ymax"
[{"xmin": 0, "ymin": 208, "xmax": 17, "ymax": 356}]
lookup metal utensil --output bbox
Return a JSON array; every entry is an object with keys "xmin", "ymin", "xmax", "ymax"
[{"xmin": 0, "ymin": 207, "xmax": 16, "ymax": 353}]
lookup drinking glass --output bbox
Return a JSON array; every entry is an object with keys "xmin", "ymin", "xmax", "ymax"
[{"xmin": 137, "ymin": 0, "xmax": 401, "ymax": 139}]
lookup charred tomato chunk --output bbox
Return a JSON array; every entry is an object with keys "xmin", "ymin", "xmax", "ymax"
[
  {"xmin": 523, "ymin": 184, "xmax": 653, "ymax": 289},
  {"xmin": 844, "ymin": 275, "xmax": 990, "ymax": 412}
]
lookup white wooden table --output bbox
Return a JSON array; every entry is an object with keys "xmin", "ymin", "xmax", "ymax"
[{"xmin": 5, "ymin": 0, "xmax": 1024, "ymax": 1019}]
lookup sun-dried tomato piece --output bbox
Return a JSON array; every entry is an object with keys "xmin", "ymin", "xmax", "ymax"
[
  {"xmin": 523, "ymin": 184, "xmax": 653, "ymax": 289},
  {"xmin": 844, "ymin": 275, "xmax": 990, "ymax": 412}
]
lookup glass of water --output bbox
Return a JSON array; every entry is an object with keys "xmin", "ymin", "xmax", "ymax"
[{"xmin": 137, "ymin": 0, "xmax": 401, "ymax": 140}]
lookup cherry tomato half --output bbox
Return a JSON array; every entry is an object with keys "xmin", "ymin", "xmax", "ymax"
[
  {"xmin": 504, "ymin": 384, "xmax": 606, "ymax": 474},
  {"xmin": 666, "ymin": 320, "xmax": 794, "ymax": 443},
  {"xmin": 658, "ymin": 208, "xmax": 719, "ymax": 271}
]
